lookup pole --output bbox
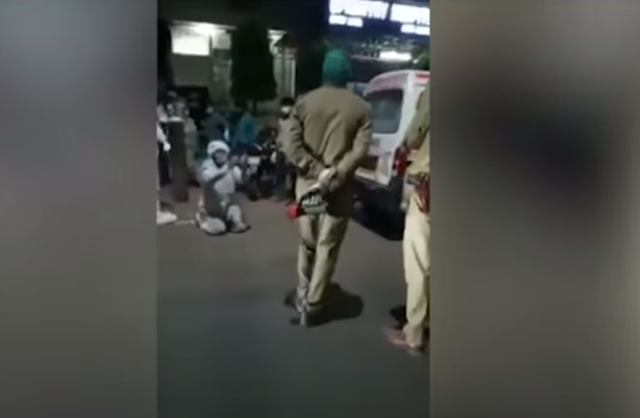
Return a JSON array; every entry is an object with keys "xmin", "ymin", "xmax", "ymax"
[{"xmin": 166, "ymin": 120, "xmax": 189, "ymax": 202}]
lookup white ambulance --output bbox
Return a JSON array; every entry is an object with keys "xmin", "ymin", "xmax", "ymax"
[{"xmin": 355, "ymin": 69, "xmax": 430, "ymax": 218}]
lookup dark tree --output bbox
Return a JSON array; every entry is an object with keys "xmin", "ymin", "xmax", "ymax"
[
  {"xmin": 413, "ymin": 43, "xmax": 430, "ymax": 71},
  {"xmin": 295, "ymin": 41, "xmax": 328, "ymax": 95},
  {"xmin": 292, "ymin": 0, "xmax": 329, "ymax": 95},
  {"xmin": 230, "ymin": 19, "xmax": 277, "ymax": 113},
  {"xmin": 415, "ymin": 52, "xmax": 430, "ymax": 71},
  {"xmin": 158, "ymin": 18, "xmax": 174, "ymax": 96}
]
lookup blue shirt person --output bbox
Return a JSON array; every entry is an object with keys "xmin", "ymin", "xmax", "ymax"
[{"xmin": 230, "ymin": 101, "xmax": 258, "ymax": 154}]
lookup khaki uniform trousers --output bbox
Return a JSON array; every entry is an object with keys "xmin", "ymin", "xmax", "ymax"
[
  {"xmin": 295, "ymin": 180, "xmax": 350, "ymax": 307},
  {"xmin": 403, "ymin": 192, "xmax": 430, "ymax": 347}
]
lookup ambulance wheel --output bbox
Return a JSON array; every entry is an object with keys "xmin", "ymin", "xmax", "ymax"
[
  {"xmin": 360, "ymin": 204, "xmax": 404, "ymax": 240},
  {"xmin": 358, "ymin": 201, "xmax": 383, "ymax": 223}
]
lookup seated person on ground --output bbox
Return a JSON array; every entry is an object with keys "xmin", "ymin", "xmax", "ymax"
[{"xmin": 195, "ymin": 140, "xmax": 250, "ymax": 235}]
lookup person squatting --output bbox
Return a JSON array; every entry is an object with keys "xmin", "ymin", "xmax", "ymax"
[{"xmin": 194, "ymin": 140, "xmax": 250, "ymax": 236}]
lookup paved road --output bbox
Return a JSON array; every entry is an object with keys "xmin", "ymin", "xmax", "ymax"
[{"xmin": 158, "ymin": 194, "xmax": 428, "ymax": 418}]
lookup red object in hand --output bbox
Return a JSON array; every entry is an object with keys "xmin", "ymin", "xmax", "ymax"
[
  {"xmin": 287, "ymin": 203, "xmax": 302, "ymax": 220},
  {"xmin": 286, "ymin": 189, "xmax": 327, "ymax": 220},
  {"xmin": 392, "ymin": 146, "xmax": 410, "ymax": 176},
  {"xmin": 417, "ymin": 179, "xmax": 430, "ymax": 213}
]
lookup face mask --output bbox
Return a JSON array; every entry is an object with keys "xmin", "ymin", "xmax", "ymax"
[
  {"xmin": 279, "ymin": 106, "xmax": 292, "ymax": 120},
  {"xmin": 212, "ymin": 151, "xmax": 228, "ymax": 166}
]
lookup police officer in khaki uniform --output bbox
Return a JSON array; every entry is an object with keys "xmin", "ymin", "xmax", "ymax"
[
  {"xmin": 280, "ymin": 49, "xmax": 372, "ymax": 324},
  {"xmin": 385, "ymin": 82, "xmax": 430, "ymax": 354}
]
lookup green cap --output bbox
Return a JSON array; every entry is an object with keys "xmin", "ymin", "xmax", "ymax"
[{"xmin": 322, "ymin": 49, "xmax": 352, "ymax": 87}]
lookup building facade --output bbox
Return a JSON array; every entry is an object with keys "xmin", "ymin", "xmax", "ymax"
[
  {"xmin": 326, "ymin": 0, "xmax": 430, "ymax": 82},
  {"xmin": 159, "ymin": 0, "xmax": 299, "ymax": 106},
  {"xmin": 158, "ymin": 0, "xmax": 430, "ymax": 101}
]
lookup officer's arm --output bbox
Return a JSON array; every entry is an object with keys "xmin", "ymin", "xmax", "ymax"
[
  {"xmin": 336, "ymin": 106, "xmax": 373, "ymax": 177},
  {"xmin": 404, "ymin": 85, "xmax": 430, "ymax": 150},
  {"xmin": 156, "ymin": 123, "xmax": 167, "ymax": 143},
  {"xmin": 232, "ymin": 166, "xmax": 243, "ymax": 184},
  {"xmin": 280, "ymin": 102, "xmax": 325, "ymax": 178}
]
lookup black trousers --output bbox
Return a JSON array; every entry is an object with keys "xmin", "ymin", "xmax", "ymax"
[
  {"xmin": 157, "ymin": 142, "xmax": 171, "ymax": 186},
  {"xmin": 273, "ymin": 152, "xmax": 287, "ymax": 187},
  {"xmin": 286, "ymin": 165, "xmax": 297, "ymax": 199},
  {"xmin": 273, "ymin": 152, "xmax": 296, "ymax": 198}
]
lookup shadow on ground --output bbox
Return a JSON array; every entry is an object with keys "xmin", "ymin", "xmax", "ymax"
[
  {"xmin": 158, "ymin": 193, "xmax": 428, "ymax": 417},
  {"xmin": 282, "ymin": 283, "xmax": 364, "ymax": 327},
  {"xmin": 351, "ymin": 204, "xmax": 404, "ymax": 242}
]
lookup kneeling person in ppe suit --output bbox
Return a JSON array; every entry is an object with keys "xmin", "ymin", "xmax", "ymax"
[
  {"xmin": 280, "ymin": 49, "xmax": 372, "ymax": 323},
  {"xmin": 195, "ymin": 140, "xmax": 249, "ymax": 235},
  {"xmin": 384, "ymin": 83, "xmax": 430, "ymax": 355}
]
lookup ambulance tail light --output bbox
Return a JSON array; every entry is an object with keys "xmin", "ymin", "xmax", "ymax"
[{"xmin": 392, "ymin": 146, "xmax": 410, "ymax": 176}]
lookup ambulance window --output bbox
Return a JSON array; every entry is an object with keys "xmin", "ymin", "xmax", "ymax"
[{"xmin": 366, "ymin": 89, "xmax": 404, "ymax": 134}]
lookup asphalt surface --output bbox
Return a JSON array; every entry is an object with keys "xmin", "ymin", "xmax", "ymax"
[{"xmin": 158, "ymin": 193, "xmax": 429, "ymax": 418}]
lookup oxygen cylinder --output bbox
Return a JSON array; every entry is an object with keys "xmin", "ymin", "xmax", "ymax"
[{"xmin": 286, "ymin": 188, "xmax": 327, "ymax": 220}]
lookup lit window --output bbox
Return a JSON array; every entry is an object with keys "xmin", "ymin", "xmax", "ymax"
[
  {"xmin": 401, "ymin": 24, "xmax": 430, "ymax": 36},
  {"xmin": 415, "ymin": 25, "xmax": 430, "ymax": 36},
  {"xmin": 172, "ymin": 34, "xmax": 210, "ymax": 56},
  {"xmin": 347, "ymin": 17, "xmax": 364, "ymax": 27},
  {"xmin": 378, "ymin": 50, "xmax": 412, "ymax": 62},
  {"xmin": 329, "ymin": 14, "xmax": 348, "ymax": 25},
  {"xmin": 329, "ymin": 0, "xmax": 389, "ymax": 20},
  {"xmin": 171, "ymin": 22, "xmax": 212, "ymax": 56},
  {"xmin": 390, "ymin": 4, "xmax": 430, "ymax": 26}
]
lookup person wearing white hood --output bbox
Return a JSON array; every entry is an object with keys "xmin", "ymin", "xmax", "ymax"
[
  {"xmin": 194, "ymin": 140, "xmax": 250, "ymax": 235},
  {"xmin": 157, "ymin": 122, "xmax": 178, "ymax": 225}
]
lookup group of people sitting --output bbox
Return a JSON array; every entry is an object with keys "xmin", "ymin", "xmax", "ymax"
[{"xmin": 156, "ymin": 93, "xmax": 297, "ymax": 236}]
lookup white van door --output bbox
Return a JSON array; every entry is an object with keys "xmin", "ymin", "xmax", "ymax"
[
  {"xmin": 367, "ymin": 88, "xmax": 405, "ymax": 185},
  {"xmin": 357, "ymin": 71, "xmax": 428, "ymax": 188},
  {"xmin": 361, "ymin": 87, "xmax": 406, "ymax": 186}
]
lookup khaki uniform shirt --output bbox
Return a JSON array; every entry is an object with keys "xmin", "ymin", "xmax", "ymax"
[
  {"xmin": 405, "ymin": 83, "xmax": 430, "ymax": 177},
  {"xmin": 280, "ymin": 86, "xmax": 372, "ymax": 182}
]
